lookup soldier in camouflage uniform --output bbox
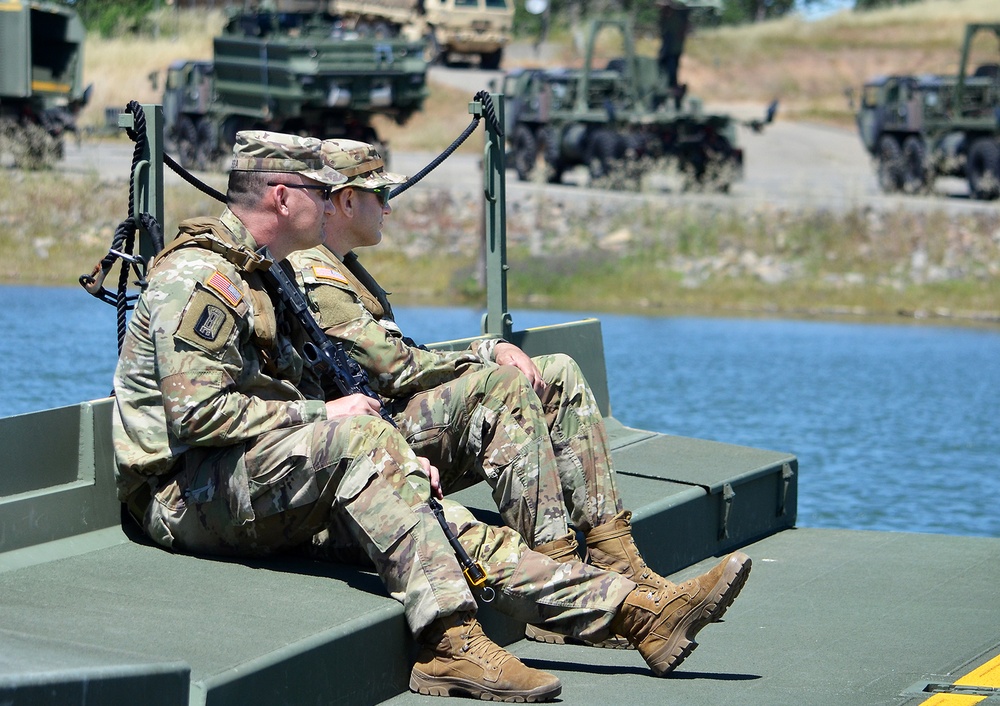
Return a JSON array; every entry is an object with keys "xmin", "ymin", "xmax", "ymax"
[
  {"xmin": 111, "ymin": 131, "xmax": 754, "ymax": 701},
  {"xmin": 286, "ymin": 139, "xmax": 753, "ymax": 649}
]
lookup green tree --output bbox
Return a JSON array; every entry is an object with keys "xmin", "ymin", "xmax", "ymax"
[
  {"xmin": 718, "ymin": 0, "xmax": 796, "ymax": 24},
  {"xmin": 72, "ymin": 0, "xmax": 156, "ymax": 37},
  {"xmin": 853, "ymin": 0, "xmax": 920, "ymax": 9}
]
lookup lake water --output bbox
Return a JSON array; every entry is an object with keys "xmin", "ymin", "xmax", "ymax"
[{"xmin": 2, "ymin": 285, "xmax": 998, "ymax": 538}]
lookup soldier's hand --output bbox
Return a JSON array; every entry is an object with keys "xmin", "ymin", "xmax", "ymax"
[
  {"xmin": 416, "ymin": 456, "xmax": 443, "ymax": 499},
  {"xmin": 494, "ymin": 342, "xmax": 544, "ymax": 393},
  {"xmin": 324, "ymin": 393, "xmax": 383, "ymax": 419}
]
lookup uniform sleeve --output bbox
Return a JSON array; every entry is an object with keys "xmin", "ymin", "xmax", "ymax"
[
  {"xmin": 301, "ymin": 274, "xmax": 485, "ymax": 397},
  {"xmin": 151, "ymin": 252, "xmax": 326, "ymax": 446}
]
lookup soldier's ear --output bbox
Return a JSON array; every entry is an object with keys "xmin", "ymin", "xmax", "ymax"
[
  {"xmin": 267, "ymin": 183, "xmax": 293, "ymax": 215},
  {"xmin": 338, "ymin": 187, "xmax": 356, "ymax": 217}
]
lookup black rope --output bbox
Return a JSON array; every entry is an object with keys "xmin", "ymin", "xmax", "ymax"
[
  {"xmin": 389, "ymin": 91, "xmax": 501, "ymax": 200},
  {"xmin": 164, "ymin": 151, "xmax": 226, "ymax": 203},
  {"xmin": 79, "ymin": 101, "xmax": 167, "ymax": 354},
  {"xmin": 82, "ymin": 92, "xmax": 500, "ymax": 353}
]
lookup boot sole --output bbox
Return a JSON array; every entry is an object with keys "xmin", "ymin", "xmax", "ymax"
[
  {"xmin": 409, "ymin": 670, "xmax": 562, "ymax": 703},
  {"xmin": 525, "ymin": 624, "xmax": 634, "ymax": 650},
  {"xmin": 646, "ymin": 552, "xmax": 752, "ymax": 677}
]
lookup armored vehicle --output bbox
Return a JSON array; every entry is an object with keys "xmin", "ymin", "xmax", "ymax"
[
  {"xmin": 855, "ymin": 23, "xmax": 1000, "ymax": 199},
  {"xmin": 331, "ymin": 0, "xmax": 514, "ymax": 68},
  {"xmin": 162, "ymin": 9, "xmax": 428, "ymax": 170},
  {"xmin": 0, "ymin": 0, "xmax": 90, "ymax": 168},
  {"xmin": 503, "ymin": 17, "xmax": 770, "ymax": 192}
]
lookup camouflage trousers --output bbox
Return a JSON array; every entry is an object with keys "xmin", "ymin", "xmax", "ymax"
[
  {"xmin": 142, "ymin": 414, "xmax": 633, "ymax": 638},
  {"xmin": 393, "ymin": 353, "xmax": 623, "ymax": 546}
]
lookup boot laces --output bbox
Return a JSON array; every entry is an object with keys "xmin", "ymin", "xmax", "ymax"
[{"xmin": 460, "ymin": 626, "xmax": 515, "ymax": 670}]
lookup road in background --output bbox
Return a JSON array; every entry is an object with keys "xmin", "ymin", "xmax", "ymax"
[{"xmin": 59, "ymin": 66, "xmax": 989, "ymax": 217}]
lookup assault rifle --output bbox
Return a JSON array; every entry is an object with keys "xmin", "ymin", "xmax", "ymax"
[
  {"xmin": 257, "ymin": 245, "xmax": 393, "ymax": 426},
  {"xmin": 258, "ymin": 246, "xmax": 493, "ymax": 599}
]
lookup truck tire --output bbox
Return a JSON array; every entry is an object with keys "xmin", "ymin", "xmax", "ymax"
[
  {"xmin": 510, "ymin": 124, "xmax": 538, "ymax": 181},
  {"xmin": 480, "ymin": 49, "xmax": 502, "ymax": 71},
  {"xmin": 176, "ymin": 116, "xmax": 199, "ymax": 170},
  {"xmin": 901, "ymin": 136, "xmax": 931, "ymax": 194},
  {"xmin": 966, "ymin": 138, "xmax": 1000, "ymax": 200},
  {"xmin": 587, "ymin": 129, "xmax": 625, "ymax": 185},
  {"xmin": 876, "ymin": 136, "xmax": 904, "ymax": 193},
  {"xmin": 193, "ymin": 117, "xmax": 215, "ymax": 171},
  {"xmin": 540, "ymin": 126, "xmax": 565, "ymax": 184}
]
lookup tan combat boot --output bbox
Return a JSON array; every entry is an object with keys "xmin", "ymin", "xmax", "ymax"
[
  {"xmin": 410, "ymin": 611, "xmax": 562, "ymax": 702},
  {"xmin": 586, "ymin": 510, "xmax": 673, "ymax": 593},
  {"xmin": 610, "ymin": 551, "xmax": 752, "ymax": 676},
  {"xmin": 523, "ymin": 533, "xmax": 632, "ymax": 649}
]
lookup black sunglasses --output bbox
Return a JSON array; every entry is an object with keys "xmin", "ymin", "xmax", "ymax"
[
  {"xmin": 357, "ymin": 186, "xmax": 392, "ymax": 206},
  {"xmin": 267, "ymin": 181, "xmax": 336, "ymax": 201}
]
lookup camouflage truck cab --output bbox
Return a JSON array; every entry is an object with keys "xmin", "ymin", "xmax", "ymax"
[
  {"xmin": 161, "ymin": 9, "xmax": 428, "ymax": 170},
  {"xmin": 855, "ymin": 23, "xmax": 1000, "ymax": 199},
  {"xmin": 0, "ymin": 0, "xmax": 90, "ymax": 167}
]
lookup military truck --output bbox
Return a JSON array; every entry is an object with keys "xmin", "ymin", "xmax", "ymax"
[
  {"xmin": 0, "ymin": 0, "xmax": 90, "ymax": 168},
  {"xmin": 855, "ymin": 23, "xmax": 1000, "ymax": 200},
  {"xmin": 503, "ymin": 17, "xmax": 770, "ymax": 192},
  {"xmin": 330, "ymin": 0, "xmax": 513, "ymax": 68},
  {"xmin": 162, "ymin": 9, "xmax": 428, "ymax": 170}
]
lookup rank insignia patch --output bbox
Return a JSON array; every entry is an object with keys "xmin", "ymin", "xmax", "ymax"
[
  {"xmin": 206, "ymin": 271, "xmax": 243, "ymax": 307},
  {"xmin": 194, "ymin": 305, "xmax": 227, "ymax": 341}
]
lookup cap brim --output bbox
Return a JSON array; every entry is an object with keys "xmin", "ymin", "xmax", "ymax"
[{"xmin": 346, "ymin": 170, "xmax": 408, "ymax": 190}]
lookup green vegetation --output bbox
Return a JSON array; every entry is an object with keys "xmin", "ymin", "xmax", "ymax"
[
  {"xmin": 366, "ymin": 192, "xmax": 1000, "ymax": 324},
  {"xmin": 2, "ymin": 169, "xmax": 996, "ymax": 325}
]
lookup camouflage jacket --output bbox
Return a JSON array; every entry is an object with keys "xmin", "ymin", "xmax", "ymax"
[
  {"xmin": 287, "ymin": 245, "xmax": 502, "ymax": 398},
  {"xmin": 112, "ymin": 209, "xmax": 327, "ymax": 500}
]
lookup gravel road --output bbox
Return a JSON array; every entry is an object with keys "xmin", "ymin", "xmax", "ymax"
[{"xmin": 59, "ymin": 65, "xmax": 993, "ymax": 218}]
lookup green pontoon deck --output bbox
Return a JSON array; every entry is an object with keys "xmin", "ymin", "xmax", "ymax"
[{"xmin": 1, "ymin": 100, "xmax": 998, "ymax": 705}]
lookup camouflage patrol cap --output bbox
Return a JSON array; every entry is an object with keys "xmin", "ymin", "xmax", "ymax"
[
  {"xmin": 319, "ymin": 139, "xmax": 407, "ymax": 192},
  {"xmin": 231, "ymin": 130, "xmax": 347, "ymax": 186}
]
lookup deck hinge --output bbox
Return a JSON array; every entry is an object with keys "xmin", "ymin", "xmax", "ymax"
[
  {"xmin": 777, "ymin": 462, "xmax": 794, "ymax": 517},
  {"xmin": 718, "ymin": 482, "xmax": 735, "ymax": 540},
  {"xmin": 923, "ymin": 682, "xmax": 1000, "ymax": 697}
]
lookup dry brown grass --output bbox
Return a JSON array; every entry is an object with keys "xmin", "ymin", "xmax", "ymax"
[
  {"xmin": 678, "ymin": 0, "xmax": 1000, "ymax": 122},
  {"xmin": 79, "ymin": 10, "xmax": 224, "ymax": 131}
]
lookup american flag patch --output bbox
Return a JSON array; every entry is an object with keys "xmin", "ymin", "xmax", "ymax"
[
  {"xmin": 206, "ymin": 271, "xmax": 243, "ymax": 307},
  {"xmin": 312, "ymin": 266, "xmax": 350, "ymax": 285}
]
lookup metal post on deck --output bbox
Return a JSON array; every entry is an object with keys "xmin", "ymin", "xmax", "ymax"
[
  {"xmin": 474, "ymin": 91, "xmax": 512, "ymax": 340},
  {"xmin": 118, "ymin": 103, "xmax": 165, "ymax": 261}
]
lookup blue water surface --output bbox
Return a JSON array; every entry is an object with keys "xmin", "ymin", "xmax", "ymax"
[{"xmin": 1, "ymin": 286, "xmax": 997, "ymax": 538}]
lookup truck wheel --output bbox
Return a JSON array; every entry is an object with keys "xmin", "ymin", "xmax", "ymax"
[
  {"xmin": 193, "ymin": 117, "xmax": 215, "ymax": 171},
  {"xmin": 176, "ymin": 116, "xmax": 199, "ymax": 170},
  {"xmin": 511, "ymin": 125, "xmax": 538, "ymax": 181},
  {"xmin": 540, "ymin": 127, "xmax": 565, "ymax": 184},
  {"xmin": 901, "ymin": 136, "xmax": 931, "ymax": 194},
  {"xmin": 966, "ymin": 138, "xmax": 1000, "ymax": 200},
  {"xmin": 876, "ymin": 136, "xmax": 904, "ymax": 193},
  {"xmin": 480, "ymin": 49, "xmax": 502, "ymax": 71},
  {"xmin": 587, "ymin": 130, "xmax": 625, "ymax": 186}
]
